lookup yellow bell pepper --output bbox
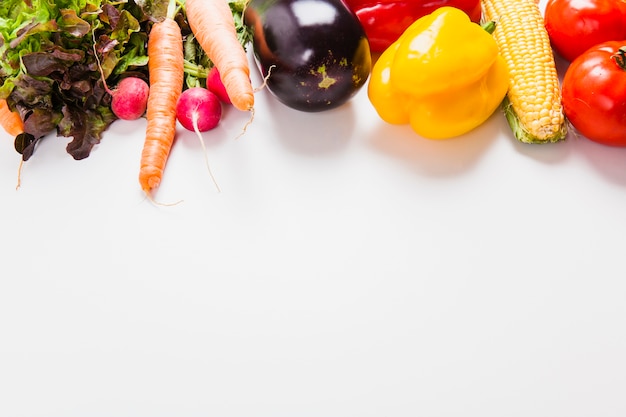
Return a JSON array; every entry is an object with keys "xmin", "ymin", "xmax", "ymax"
[{"xmin": 367, "ymin": 6, "xmax": 509, "ymax": 139}]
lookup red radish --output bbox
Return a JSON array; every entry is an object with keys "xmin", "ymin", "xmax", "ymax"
[
  {"xmin": 176, "ymin": 87, "xmax": 223, "ymax": 192},
  {"xmin": 110, "ymin": 77, "xmax": 150, "ymax": 120},
  {"xmin": 176, "ymin": 87, "xmax": 222, "ymax": 132},
  {"xmin": 207, "ymin": 66, "xmax": 232, "ymax": 104}
]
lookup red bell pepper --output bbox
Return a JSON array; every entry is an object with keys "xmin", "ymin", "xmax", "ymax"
[{"xmin": 343, "ymin": 0, "xmax": 482, "ymax": 52}]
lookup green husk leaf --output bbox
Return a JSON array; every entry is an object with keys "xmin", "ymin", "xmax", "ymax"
[{"xmin": 502, "ymin": 96, "xmax": 568, "ymax": 144}]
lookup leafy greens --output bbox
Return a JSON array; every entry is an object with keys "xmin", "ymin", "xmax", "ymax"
[
  {"xmin": 0, "ymin": 0, "xmax": 149, "ymax": 160},
  {"xmin": 1, "ymin": 0, "xmax": 254, "ymax": 161}
]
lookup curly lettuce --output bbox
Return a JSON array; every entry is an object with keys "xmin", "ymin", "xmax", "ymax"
[{"xmin": 0, "ymin": 0, "xmax": 149, "ymax": 160}]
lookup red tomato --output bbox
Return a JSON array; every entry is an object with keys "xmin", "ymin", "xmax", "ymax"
[
  {"xmin": 561, "ymin": 41, "xmax": 626, "ymax": 146},
  {"xmin": 544, "ymin": 0, "xmax": 626, "ymax": 62}
]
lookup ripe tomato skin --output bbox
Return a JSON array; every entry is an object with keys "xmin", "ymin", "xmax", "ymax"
[
  {"xmin": 544, "ymin": 0, "xmax": 626, "ymax": 62},
  {"xmin": 561, "ymin": 41, "xmax": 626, "ymax": 146}
]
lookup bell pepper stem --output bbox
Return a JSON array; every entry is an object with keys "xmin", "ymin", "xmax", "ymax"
[{"xmin": 481, "ymin": 20, "xmax": 496, "ymax": 34}]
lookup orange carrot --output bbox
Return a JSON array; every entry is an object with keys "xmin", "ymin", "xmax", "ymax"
[
  {"xmin": 186, "ymin": 0, "xmax": 254, "ymax": 111},
  {"xmin": 0, "ymin": 98, "xmax": 24, "ymax": 137},
  {"xmin": 138, "ymin": 14, "xmax": 185, "ymax": 195}
]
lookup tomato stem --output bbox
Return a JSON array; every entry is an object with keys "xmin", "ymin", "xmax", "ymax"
[{"xmin": 611, "ymin": 47, "xmax": 626, "ymax": 70}]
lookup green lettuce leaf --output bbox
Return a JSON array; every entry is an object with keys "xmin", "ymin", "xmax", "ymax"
[{"xmin": 0, "ymin": 0, "xmax": 149, "ymax": 160}]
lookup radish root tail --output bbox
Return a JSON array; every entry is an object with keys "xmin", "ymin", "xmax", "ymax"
[
  {"xmin": 192, "ymin": 111, "xmax": 221, "ymax": 193},
  {"xmin": 143, "ymin": 190, "xmax": 184, "ymax": 207},
  {"xmin": 15, "ymin": 158, "xmax": 23, "ymax": 190}
]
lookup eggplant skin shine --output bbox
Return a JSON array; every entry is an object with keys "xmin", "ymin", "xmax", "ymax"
[{"xmin": 244, "ymin": 0, "xmax": 371, "ymax": 112}]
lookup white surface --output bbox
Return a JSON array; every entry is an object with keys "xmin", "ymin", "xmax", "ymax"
[{"xmin": 2, "ymin": 3, "xmax": 626, "ymax": 415}]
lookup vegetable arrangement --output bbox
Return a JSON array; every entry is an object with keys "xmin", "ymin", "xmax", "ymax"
[
  {"xmin": 366, "ymin": 0, "xmax": 567, "ymax": 143},
  {"xmin": 2, "ymin": 0, "xmax": 626, "ymax": 198},
  {"xmin": 0, "ymin": 0, "xmax": 254, "ymax": 196}
]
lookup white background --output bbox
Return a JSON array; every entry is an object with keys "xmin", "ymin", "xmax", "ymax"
[{"xmin": 2, "ymin": 1, "xmax": 626, "ymax": 416}]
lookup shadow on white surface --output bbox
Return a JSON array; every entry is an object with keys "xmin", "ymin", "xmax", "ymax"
[
  {"xmin": 506, "ymin": 127, "xmax": 573, "ymax": 165},
  {"xmin": 254, "ymin": 86, "xmax": 357, "ymax": 156},
  {"xmin": 365, "ymin": 110, "xmax": 506, "ymax": 178},
  {"xmin": 570, "ymin": 129, "xmax": 626, "ymax": 187}
]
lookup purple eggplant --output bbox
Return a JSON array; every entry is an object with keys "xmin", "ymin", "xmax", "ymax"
[{"xmin": 244, "ymin": 0, "xmax": 371, "ymax": 112}]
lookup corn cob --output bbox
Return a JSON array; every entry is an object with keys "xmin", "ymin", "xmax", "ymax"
[{"xmin": 482, "ymin": 0, "xmax": 567, "ymax": 143}]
